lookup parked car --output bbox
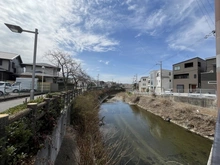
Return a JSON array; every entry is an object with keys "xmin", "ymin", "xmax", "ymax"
[{"xmin": 0, "ymin": 81, "xmax": 12, "ymax": 96}]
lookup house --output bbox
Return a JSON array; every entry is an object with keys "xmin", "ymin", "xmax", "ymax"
[
  {"xmin": 20, "ymin": 63, "xmax": 61, "ymax": 83},
  {"xmin": 155, "ymin": 69, "xmax": 173, "ymax": 94},
  {"xmin": 139, "ymin": 76, "xmax": 149, "ymax": 92},
  {"xmin": 0, "ymin": 51, "xmax": 23, "ymax": 81},
  {"xmin": 149, "ymin": 70, "xmax": 158, "ymax": 92},
  {"xmin": 201, "ymin": 56, "xmax": 216, "ymax": 94},
  {"xmin": 173, "ymin": 57, "xmax": 206, "ymax": 93}
]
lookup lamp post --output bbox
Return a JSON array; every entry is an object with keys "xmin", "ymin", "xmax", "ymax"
[
  {"xmin": 5, "ymin": 23, "xmax": 38, "ymax": 100},
  {"xmin": 41, "ymin": 66, "xmax": 45, "ymax": 92}
]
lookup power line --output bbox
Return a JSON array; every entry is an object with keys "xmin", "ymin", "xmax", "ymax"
[
  {"xmin": 138, "ymin": 31, "xmax": 215, "ymax": 76},
  {"xmin": 206, "ymin": 0, "xmax": 214, "ymax": 11},
  {"xmin": 198, "ymin": 0, "xmax": 215, "ymax": 25},
  {"xmin": 195, "ymin": 0, "xmax": 213, "ymax": 30}
]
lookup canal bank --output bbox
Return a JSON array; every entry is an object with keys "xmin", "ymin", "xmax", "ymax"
[
  {"xmin": 113, "ymin": 92, "xmax": 217, "ymax": 141},
  {"xmin": 100, "ymin": 99, "xmax": 212, "ymax": 164}
]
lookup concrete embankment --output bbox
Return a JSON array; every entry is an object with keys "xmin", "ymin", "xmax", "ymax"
[{"xmin": 115, "ymin": 93, "xmax": 217, "ymax": 141}]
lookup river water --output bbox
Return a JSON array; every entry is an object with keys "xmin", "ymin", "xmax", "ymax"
[{"xmin": 99, "ymin": 100, "xmax": 212, "ymax": 165}]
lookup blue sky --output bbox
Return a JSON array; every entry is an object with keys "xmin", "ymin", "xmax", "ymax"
[{"xmin": 0, "ymin": 0, "xmax": 216, "ymax": 83}]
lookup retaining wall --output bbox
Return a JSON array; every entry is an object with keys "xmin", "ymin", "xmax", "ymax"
[{"xmin": 170, "ymin": 96, "xmax": 217, "ymax": 109}]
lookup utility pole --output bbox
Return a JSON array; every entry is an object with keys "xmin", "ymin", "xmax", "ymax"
[
  {"xmin": 210, "ymin": 1, "xmax": 220, "ymax": 164},
  {"xmin": 157, "ymin": 61, "xmax": 162, "ymax": 94},
  {"xmin": 136, "ymin": 74, "xmax": 138, "ymax": 90},
  {"xmin": 97, "ymin": 74, "xmax": 99, "ymax": 87}
]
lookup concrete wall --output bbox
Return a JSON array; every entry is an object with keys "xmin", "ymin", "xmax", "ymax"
[
  {"xmin": 172, "ymin": 96, "xmax": 217, "ymax": 109},
  {"xmin": 34, "ymin": 104, "xmax": 71, "ymax": 165}
]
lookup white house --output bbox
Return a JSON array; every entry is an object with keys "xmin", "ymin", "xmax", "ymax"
[
  {"xmin": 149, "ymin": 70, "xmax": 158, "ymax": 92},
  {"xmin": 155, "ymin": 69, "xmax": 173, "ymax": 94},
  {"xmin": 139, "ymin": 76, "xmax": 149, "ymax": 92}
]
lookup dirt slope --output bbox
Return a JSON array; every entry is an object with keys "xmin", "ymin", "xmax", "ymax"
[{"xmin": 117, "ymin": 93, "xmax": 217, "ymax": 140}]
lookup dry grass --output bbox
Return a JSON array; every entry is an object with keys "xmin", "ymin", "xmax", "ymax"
[
  {"xmin": 70, "ymin": 91, "xmax": 131, "ymax": 165},
  {"xmin": 117, "ymin": 92, "xmax": 217, "ymax": 140}
]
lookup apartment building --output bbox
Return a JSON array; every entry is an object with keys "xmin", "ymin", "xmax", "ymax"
[
  {"xmin": 173, "ymin": 57, "xmax": 206, "ymax": 93},
  {"xmin": 139, "ymin": 76, "xmax": 149, "ymax": 92}
]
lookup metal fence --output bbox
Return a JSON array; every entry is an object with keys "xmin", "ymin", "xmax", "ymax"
[{"xmin": 133, "ymin": 89, "xmax": 217, "ymax": 99}]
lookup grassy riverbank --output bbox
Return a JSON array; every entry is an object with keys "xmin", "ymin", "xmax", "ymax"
[
  {"xmin": 56, "ymin": 90, "xmax": 123, "ymax": 165},
  {"xmin": 116, "ymin": 92, "xmax": 217, "ymax": 140}
]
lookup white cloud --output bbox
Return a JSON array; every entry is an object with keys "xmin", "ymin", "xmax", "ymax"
[
  {"xmin": 99, "ymin": 60, "xmax": 110, "ymax": 65},
  {"xmin": 167, "ymin": 16, "xmax": 214, "ymax": 51},
  {"xmin": 0, "ymin": 0, "xmax": 119, "ymax": 63}
]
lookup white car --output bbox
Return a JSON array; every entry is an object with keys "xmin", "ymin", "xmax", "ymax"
[{"xmin": 0, "ymin": 81, "xmax": 12, "ymax": 96}]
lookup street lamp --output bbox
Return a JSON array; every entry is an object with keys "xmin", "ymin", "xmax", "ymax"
[
  {"xmin": 41, "ymin": 66, "xmax": 45, "ymax": 92},
  {"xmin": 5, "ymin": 23, "xmax": 38, "ymax": 100}
]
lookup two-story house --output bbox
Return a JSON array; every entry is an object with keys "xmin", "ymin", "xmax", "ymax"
[
  {"xmin": 173, "ymin": 57, "xmax": 206, "ymax": 93},
  {"xmin": 139, "ymin": 76, "xmax": 149, "ymax": 92},
  {"xmin": 20, "ymin": 63, "xmax": 60, "ymax": 83},
  {"xmin": 155, "ymin": 69, "xmax": 173, "ymax": 94},
  {"xmin": 0, "ymin": 51, "xmax": 23, "ymax": 81},
  {"xmin": 149, "ymin": 70, "xmax": 158, "ymax": 92}
]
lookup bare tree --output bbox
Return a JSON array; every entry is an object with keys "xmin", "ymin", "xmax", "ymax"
[
  {"xmin": 45, "ymin": 50, "xmax": 79, "ymax": 90},
  {"xmin": 70, "ymin": 67, "xmax": 92, "ymax": 90}
]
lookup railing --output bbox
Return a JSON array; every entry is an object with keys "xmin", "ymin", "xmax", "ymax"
[
  {"xmin": 133, "ymin": 89, "xmax": 217, "ymax": 99},
  {"xmin": 0, "ymin": 89, "xmax": 81, "ymax": 165}
]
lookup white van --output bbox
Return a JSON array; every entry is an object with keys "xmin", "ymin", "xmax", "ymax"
[{"xmin": 11, "ymin": 78, "xmax": 38, "ymax": 92}]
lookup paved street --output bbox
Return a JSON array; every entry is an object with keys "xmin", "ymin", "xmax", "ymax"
[
  {"xmin": 0, "ymin": 97, "xmax": 30, "ymax": 113},
  {"xmin": 0, "ymin": 94, "xmax": 45, "ymax": 113}
]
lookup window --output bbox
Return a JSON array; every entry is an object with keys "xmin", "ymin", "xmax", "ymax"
[
  {"xmin": 174, "ymin": 66, "xmax": 180, "ymax": 70},
  {"xmin": 143, "ymin": 83, "xmax": 146, "ymax": 86},
  {"xmin": 194, "ymin": 74, "xmax": 197, "ymax": 78},
  {"xmin": 184, "ymin": 62, "xmax": 193, "ymax": 68},
  {"xmin": 177, "ymin": 85, "xmax": 184, "ymax": 93},
  {"xmin": 148, "ymin": 80, "xmax": 150, "ymax": 83},
  {"xmin": 174, "ymin": 74, "xmax": 189, "ymax": 79},
  {"xmin": 0, "ymin": 59, "xmax": 2, "ymax": 65},
  {"xmin": 169, "ymin": 72, "xmax": 171, "ymax": 76},
  {"xmin": 169, "ymin": 79, "xmax": 171, "ymax": 82},
  {"xmin": 157, "ymin": 73, "xmax": 160, "ymax": 77},
  {"xmin": 143, "ymin": 78, "xmax": 146, "ymax": 81},
  {"xmin": 198, "ymin": 62, "xmax": 201, "ymax": 67}
]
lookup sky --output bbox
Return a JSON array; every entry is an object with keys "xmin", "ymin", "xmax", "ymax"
[{"xmin": 0, "ymin": 0, "xmax": 216, "ymax": 84}]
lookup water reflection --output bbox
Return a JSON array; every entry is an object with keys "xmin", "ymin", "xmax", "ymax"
[{"xmin": 100, "ymin": 101, "xmax": 212, "ymax": 165}]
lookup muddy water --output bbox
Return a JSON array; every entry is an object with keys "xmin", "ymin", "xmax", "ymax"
[{"xmin": 99, "ymin": 101, "xmax": 212, "ymax": 165}]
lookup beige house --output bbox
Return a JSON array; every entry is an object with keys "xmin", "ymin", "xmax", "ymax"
[
  {"xmin": 20, "ymin": 63, "xmax": 60, "ymax": 83},
  {"xmin": 139, "ymin": 76, "xmax": 149, "ymax": 92}
]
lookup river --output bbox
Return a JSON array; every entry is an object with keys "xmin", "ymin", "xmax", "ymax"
[{"xmin": 99, "ymin": 100, "xmax": 212, "ymax": 165}]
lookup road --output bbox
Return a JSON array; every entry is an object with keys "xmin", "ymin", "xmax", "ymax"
[
  {"xmin": 0, "ymin": 97, "xmax": 30, "ymax": 113},
  {"xmin": 0, "ymin": 94, "xmax": 45, "ymax": 113}
]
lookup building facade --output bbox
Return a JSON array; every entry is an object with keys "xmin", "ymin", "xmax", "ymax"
[
  {"xmin": 139, "ymin": 76, "xmax": 149, "ymax": 92},
  {"xmin": 20, "ymin": 63, "xmax": 60, "ymax": 83},
  {"xmin": 155, "ymin": 69, "xmax": 173, "ymax": 94},
  {"xmin": 173, "ymin": 57, "xmax": 206, "ymax": 93},
  {"xmin": 201, "ymin": 57, "xmax": 216, "ymax": 93},
  {"xmin": 0, "ymin": 51, "xmax": 23, "ymax": 81}
]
